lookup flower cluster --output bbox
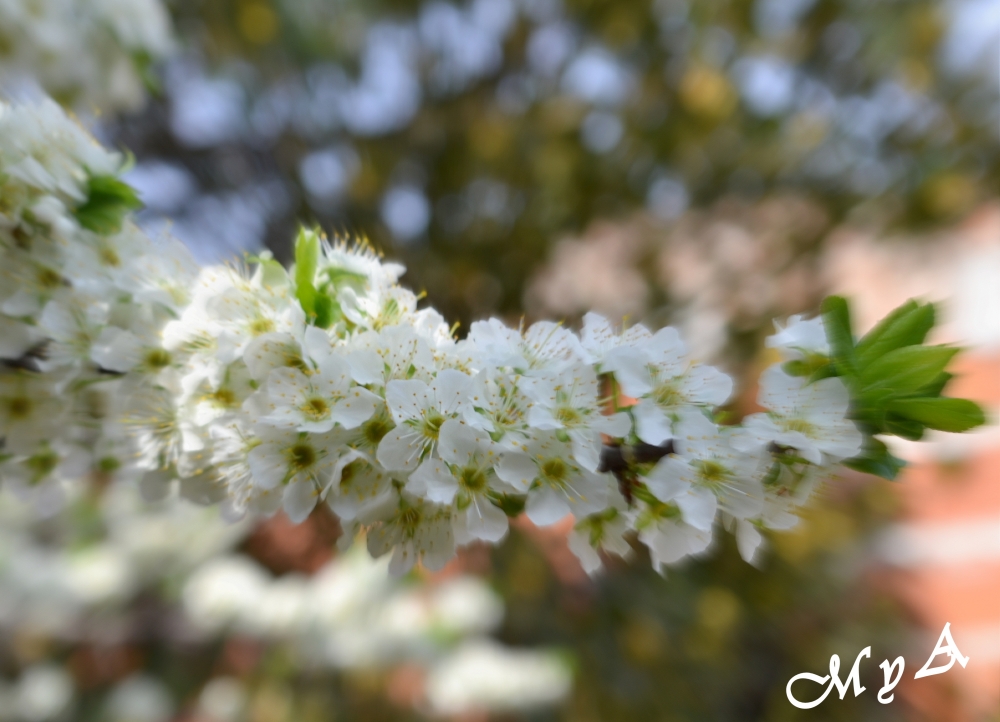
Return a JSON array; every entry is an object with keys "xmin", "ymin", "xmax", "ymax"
[
  {"xmin": 0, "ymin": 98, "xmax": 198, "ymax": 514},
  {"xmin": 0, "ymin": 0, "xmax": 174, "ymax": 112},
  {"xmin": 0, "ymin": 98, "xmax": 870, "ymax": 576}
]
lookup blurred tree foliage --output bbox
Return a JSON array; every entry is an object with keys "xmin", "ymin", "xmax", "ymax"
[{"xmin": 112, "ymin": 0, "xmax": 997, "ymax": 329}]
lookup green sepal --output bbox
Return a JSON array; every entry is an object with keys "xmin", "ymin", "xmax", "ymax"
[
  {"xmin": 843, "ymin": 438, "xmax": 906, "ymax": 481},
  {"xmin": 886, "ymin": 397, "xmax": 986, "ymax": 433},
  {"xmin": 495, "ymin": 493, "xmax": 526, "ymax": 517},
  {"xmin": 313, "ymin": 294, "xmax": 335, "ymax": 329},
  {"xmin": 74, "ymin": 173, "xmax": 143, "ymax": 234},
  {"xmin": 783, "ymin": 353, "xmax": 832, "ymax": 379},
  {"xmin": 821, "ymin": 296, "xmax": 857, "ymax": 379}
]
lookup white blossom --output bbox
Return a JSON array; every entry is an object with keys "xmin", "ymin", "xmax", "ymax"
[
  {"xmin": 579, "ymin": 312, "xmax": 652, "ymax": 368},
  {"xmin": 766, "ymin": 314, "xmax": 830, "ymax": 360},
  {"xmin": 605, "ymin": 326, "xmax": 733, "ymax": 446},
  {"xmin": 376, "ymin": 370, "xmax": 473, "ymax": 472},
  {"xmin": 733, "ymin": 365, "xmax": 863, "ymax": 464},
  {"xmin": 496, "ymin": 433, "xmax": 611, "ymax": 526},
  {"xmin": 522, "ymin": 362, "xmax": 630, "ymax": 471},
  {"xmin": 644, "ymin": 409, "xmax": 765, "ymax": 531},
  {"xmin": 364, "ymin": 492, "xmax": 457, "ymax": 575},
  {"xmin": 408, "ymin": 420, "xmax": 510, "ymax": 543}
]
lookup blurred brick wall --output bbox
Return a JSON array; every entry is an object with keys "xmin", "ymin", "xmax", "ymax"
[{"xmin": 831, "ymin": 205, "xmax": 1000, "ymax": 720}]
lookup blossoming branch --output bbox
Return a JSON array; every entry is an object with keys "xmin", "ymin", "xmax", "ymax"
[{"xmin": 0, "ymin": 99, "xmax": 985, "ymax": 576}]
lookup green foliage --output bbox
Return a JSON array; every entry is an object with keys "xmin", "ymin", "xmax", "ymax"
[
  {"xmin": 820, "ymin": 296, "xmax": 986, "ymax": 480},
  {"xmin": 293, "ymin": 227, "xmax": 335, "ymax": 328},
  {"xmin": 74, "ymin": 173, "xmax": 143, "ymax": 234}
]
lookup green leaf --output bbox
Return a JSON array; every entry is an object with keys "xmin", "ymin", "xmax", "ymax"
[
  {"xmin": 912, "ymin": 372, "xmax": 953, "ymax": 398},
  {"xmin": 884, "ymin": 415, "xmax": 925, "ymax": 441},
  {"xmin": 887, "ymin": 398, "xmax": 986, "ymax": 433},
  {"xmin": 294, "ymin": 227, "xmax": 320, "ymax": 319},
  {"xmin": 313, "ymin": 295, "xmax": 335, "ymax": 329},
  {"xmin": 860, "ymin": 346, "xmax": 959, "ymax": 395},
  {"xmin": 843, "ymin": 438, "xmax": 907, "ymax": 481},
  {"xmin": 74, "ymin": 174, "xmax": 143, "ymax": 234},
  {"xmin": 855, "ymin": 301, "xmax": 935, "ymax": 368},
  {"xmin": 821, "ymin": 296, "xmax": 857, "ymax": 378}
]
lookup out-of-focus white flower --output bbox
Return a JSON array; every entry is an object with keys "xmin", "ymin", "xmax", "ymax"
[
  {"xmin": 425, "ymin": 641, "xmax": 573, "ymax": 715},
  {"xmin": 766, "ymin": 314, "xmax": 830, "ymax": 360},
  {"xmin": 0, "ymin": 0, "xmax": 175, "ymax": 112},
  {"xmin": 197, "ymin": 678, "xmax": 247, "ymax": 722},
  {"xmin": 104, "ymin": 674, "xmax": 174, "ymax": 722},
  {"xmin": 580, "ymin": 311, "xmax": 652, "ymax": 367},
  {"xmin": 733, "ymin": 365, "xmax": 862, "ymax": 464},
  {"xmin": 462, "ymin": 318, "xmax": 587, "ymax": 373},
  {"xmin": 0, "ymin": 373, "xmax": 65, "ymax": 454},
  {"xmin": 12, "ymin": 664, "xmax": 74, "ymax": 722},
  {"xmin": 182, "ymin": 556, "xmax": 270, "ymax": 632}
]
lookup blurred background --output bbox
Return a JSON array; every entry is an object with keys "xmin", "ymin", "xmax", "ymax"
[{"xmin": 2, "ymin": 0, "xmax": 999, "ymax": 720}]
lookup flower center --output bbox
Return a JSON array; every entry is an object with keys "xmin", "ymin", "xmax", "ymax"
[
  {"xmin": 653, "ymin": 382, "xmax": 681, "ymax": 407},
  {"xmin": 303, "ymin": 397, "xmax": 329, "ymax": 419},
  {"xmin": 696, "ymin": 459, "xmax": 729, "ymax": 488},
  {"xmin": 37, "ymin": 267, "xmax": 62, "ymax": 289},
  {"xmin": 422, "ymin": 411, "xmax": 445, "ymax": 440},
  {"xmin": 287, "ymin": 443, "xmax": 316, "ymax": 470},
  {"xmin": 212, "ymin": 388, "xmax": 238, "ymax": 407},
  {"xmin": 399, "ymin": 505, "xmax": 422, "ymax": 536},
  {"xmin": 100, "ymin": 246, "xmax": 121, "ymax": 267},
  {"xmin": 362, "ymin": 414, "xmax": 392, "ymax": 447},
  {"xmin": 540, "ymin": 457, "xmax": 569, "ymax": 485},
  {"xmin": 144, "ymin": 348, "xmax": 172, "ymax": 369},
  {"xmin": 555, "ymin": 406, "xmax": 583, "ymax": 426},
  {"xmin": 459, "ymin": 465, "xmax": 488, "ymax": 492},
  {"xmin": 97, "ymin": 456, "xmax": 121, "ymax": 473},
  {"xmin": 248, "ymin": 317, "xmax": 275, "ymax": 336},
  {"xmin": 25, "ymin": 449, "xmax": 59, "ymax": 482},
  {"xmin": 7, "ymin": 396, "xmax": 31, "ymax": 419},
  {"xmin": 783, "ymin": 418, "xmax": 816, "ymax": 437}
]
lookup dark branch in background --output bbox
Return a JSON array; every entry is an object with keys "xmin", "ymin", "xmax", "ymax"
[
  {"xmin": 599, "ymin": 439, "xmax": 788, "ymax": 506},
  {"xmin": 599, "ymin": 441, "xmax": 675, "ymax": 506}
]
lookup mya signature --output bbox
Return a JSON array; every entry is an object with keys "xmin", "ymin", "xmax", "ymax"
[{"xmin": 786, "ymin": 622, "xmax": 970, "ymax": 709}]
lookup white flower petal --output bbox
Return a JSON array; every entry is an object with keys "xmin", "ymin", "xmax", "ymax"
[
  {"xmin": 676, "ymin": 487, "xmax": 717, "ymax": 531},
  {"xmin": 461, "ymin": 496, "xmax": 509, "ymax": 542},
  {"xmin": 633, "ymin": 401, "xmax": 673, "ymax": 446},
  {"xmin": 376, "ymin": 426, "xmax": 424, "ymax": 471},
  {"xmin": 525, "ymin": 485, "xmax": 571, "ymax": 526},
  {"xmin": 283, "ymin": 478, "xmax": 320, "ymax": 523}
]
